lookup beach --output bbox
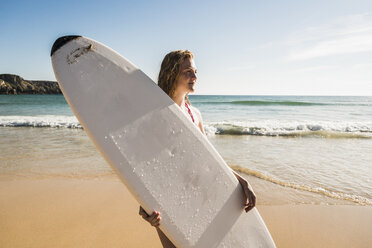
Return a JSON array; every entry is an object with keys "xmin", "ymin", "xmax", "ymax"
[
  {"xmin": 3, "ymin": 0, "xmax": 372, "ymax": 246},
  {"xmin": 1, "ymin": 176, "xmax": 371, "ymax": 247},
  {"xmin": 1, "ymin": 95, "xmax": 371, "ymax": 247}
]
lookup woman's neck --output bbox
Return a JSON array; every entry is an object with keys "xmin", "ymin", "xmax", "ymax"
[{"xmin": 172, "ymin": 92, "xmax": 186, "ymax": 107}]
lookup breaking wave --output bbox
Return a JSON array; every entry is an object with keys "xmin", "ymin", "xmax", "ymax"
[
  {"xmin": 1, "ymin": 116, "xmax": 372, "ymax": 139},
  {"xmin": 0, "ymin": 115, "xmax": 82, "ymax": 128},
  {"xmin": 204, "ymin": 121, "xmax": 372, "ymax": 138},
  {"xmin": 198, "ymin": 100, "xmax": 327, "ymax": 106},
  {"xmin": 194, "ymin": 100, "xmax": 372, "ymax": 106}
]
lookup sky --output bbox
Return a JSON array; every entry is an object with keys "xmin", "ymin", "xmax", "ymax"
[{"xmin": 1, "ymin": 0, "xmax": 372, "ymax": 95}]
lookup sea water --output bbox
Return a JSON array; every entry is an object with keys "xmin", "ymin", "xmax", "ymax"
[{"xmin": 0, "ymin": 95, "xmax": 371, "ymax": 205}]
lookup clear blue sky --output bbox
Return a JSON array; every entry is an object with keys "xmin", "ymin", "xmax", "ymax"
[{"xmin": 1, "ymin": 0, "xmax": 372, "ymax": 95}]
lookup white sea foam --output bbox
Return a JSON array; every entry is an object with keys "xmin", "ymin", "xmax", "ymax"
[
  {"xmin": 204, "ymin": 120, "xmax": 372, "ymax": 137},
  {"xmin": 0, "ymin": 115, "xmax": 81, "ymax": 128},
  {"xmin": 2, "ymin": 116, "xmax": 371, "ymax": 138}
]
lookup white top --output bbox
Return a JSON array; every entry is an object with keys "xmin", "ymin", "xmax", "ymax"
[{"xmin": 180, "ymin": 102, "xmax": 198, "ymax": 125}]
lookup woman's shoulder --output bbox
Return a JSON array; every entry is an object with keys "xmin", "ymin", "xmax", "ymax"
[
  {"xmin": 190, "ymin": 105, "xmax": 203, "ymax": 123},
  {"xmin": 190, "ymin": 105, "xmax": 201, "ymax": 116},
  {"xmin": 190, "ymin": 104, "xmax": 205, "ymax": 134}
]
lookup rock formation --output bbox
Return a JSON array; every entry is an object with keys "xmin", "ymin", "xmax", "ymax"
[{"xmin": 0, "ymin": 74, "xmax": 61, "ymax": 94}]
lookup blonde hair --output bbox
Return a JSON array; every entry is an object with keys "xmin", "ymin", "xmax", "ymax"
[{"xmin": 158, "ymin": 50, "xmax": 194, "ymax": 104}]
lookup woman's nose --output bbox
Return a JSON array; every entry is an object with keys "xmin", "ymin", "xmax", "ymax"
[{"xmin": 192, "ymin": 71, "xmax": 197, "ymax": 80}]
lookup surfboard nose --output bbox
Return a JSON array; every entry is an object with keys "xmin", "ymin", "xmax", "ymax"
[{"xmin": 51, "ymin": 35, "xmax": 82, "ymax": 56}]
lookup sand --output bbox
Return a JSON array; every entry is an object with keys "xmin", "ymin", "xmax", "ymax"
[{"xmin": 1, "ymin": 178, "xmax": 371, "ymax": 248}]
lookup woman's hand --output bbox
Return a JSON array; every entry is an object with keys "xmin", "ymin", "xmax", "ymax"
[
  {"xmin": 233, "ymin": 172, "xmax": 256, "ymax": 212},
  {"xmin": 139, "ymin": 206, "xmax": 162, "ymax": 227}
]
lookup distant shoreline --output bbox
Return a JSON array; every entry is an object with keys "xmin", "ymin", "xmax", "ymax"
[{"xmin": 0, "ymin": 74, "xmax": 61, "ymax": 95}]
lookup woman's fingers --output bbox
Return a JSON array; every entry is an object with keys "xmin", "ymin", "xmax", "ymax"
[
  {"xmin": 245, "ymin": 192, "xmax": 255, "ymax": 212},
  {"xmin": 148, "ymin": 212, "xmax": 161, "ymax": 227},
  {"xmin": 233, "ymin": 172, "xmax": 257, "ymax": 213},
  {"xmin": 152, "ymin": 215, "xmax": 161, "ymax": 227},
  {"xmin": 139, "ymin": 206, "xmax": 162, "ymax": 226},
  {"xmin": 148, "ymin": 211, "xmax": 158, "ymax": 222},
  {"xmin": 243, "ymin": 184, "xmax": 256, "ymax": 212}
]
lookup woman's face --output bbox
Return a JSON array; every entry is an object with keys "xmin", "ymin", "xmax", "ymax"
[{"xmin": 175, "ymin": 58, "xmax": 197, "ymax": 95}]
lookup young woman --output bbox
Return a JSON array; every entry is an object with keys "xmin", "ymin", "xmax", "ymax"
[{"xmin": 139, "ymin": 50, "xmax": 256, "ymax": 247}]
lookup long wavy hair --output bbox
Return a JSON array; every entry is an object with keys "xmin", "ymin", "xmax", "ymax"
[{"xmin": 158, "ymin": 50, "xmax": 194, "ymax": 104}]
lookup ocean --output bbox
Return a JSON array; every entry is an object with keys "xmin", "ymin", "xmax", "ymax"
[{"xmin": 1, "ymin": 95, "xmax": 371, "ymax": 205}]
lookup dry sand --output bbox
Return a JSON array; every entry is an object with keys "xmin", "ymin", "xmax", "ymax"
[{"xmin": 1, "ymin": 178, "xmax": 371, "ymax": 248}]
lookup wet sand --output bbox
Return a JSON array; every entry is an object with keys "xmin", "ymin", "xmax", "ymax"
[{"xmin": 1, "ymin": 178, "xmax": 371, "ymax": 248}]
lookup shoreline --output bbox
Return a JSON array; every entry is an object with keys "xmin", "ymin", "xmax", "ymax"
[
  {"xmin": 1, "ymin": 125, "xmax": 371, "ymax": 247},
  {"xmin": 0, "ymin": 126, "xmax": 367, "ymax": 207},
  {"xmin": 1, "ymin": 178, "xmax": 371, "ymax": 248}
]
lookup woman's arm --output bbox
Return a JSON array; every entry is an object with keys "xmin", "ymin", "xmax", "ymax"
[
  {"xmin": 232, "ymin": 171, "xmax": 256, "ymax": 212},
  {"xmin": 139, "ymin": 206, "xmax": 161, "ymax": 227},
  {"xmin": 156, "ymin": 228, "xmax": 177, "ymax": 248},
  {"xmin": 139, "ymin": 206, "xmax": 176, "ymax": 248}
]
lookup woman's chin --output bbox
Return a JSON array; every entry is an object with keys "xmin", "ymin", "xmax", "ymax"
[{"xmin": 187, "ymin": 87, "xmax": 195, "ymax": 93}]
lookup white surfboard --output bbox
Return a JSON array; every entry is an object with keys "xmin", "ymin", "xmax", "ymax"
[{"xmin": 51, "ymin": 36, "xmax": 276, "ymax": 248}]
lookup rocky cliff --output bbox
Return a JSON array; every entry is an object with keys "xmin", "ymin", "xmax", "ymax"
[{"xmin": 0, "ymin": 74, "xmax": 61, "ymax": 94}]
